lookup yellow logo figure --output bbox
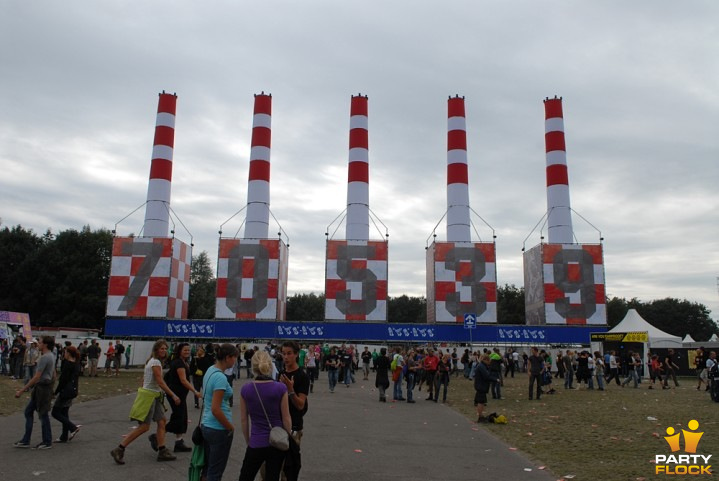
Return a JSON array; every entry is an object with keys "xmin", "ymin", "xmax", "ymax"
[
  {"xmin": 664, "ymin": 427, "xmax": 682, "ymax": 453},
  {"xmin": 663, "ymin": 420, "xmax": 704, "ymax": 454},
  {"xmin": 682, "ymin": 420, "xmax": 704, "ymax": 454}
]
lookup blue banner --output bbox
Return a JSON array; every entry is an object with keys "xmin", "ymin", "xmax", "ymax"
[{"xmin": 105, "ymin": 318, "xmax": 606, "ymax": 344}]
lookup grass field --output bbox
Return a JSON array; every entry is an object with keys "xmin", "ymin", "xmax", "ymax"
[
  {"xmin": 0, "ymin": 370, "xmax": 143, "ymax": 416},
  {"xmin": 444, "ymin": 372, "xmax": 718, "ymax": 481}
]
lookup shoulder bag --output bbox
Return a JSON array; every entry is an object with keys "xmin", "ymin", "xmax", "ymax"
[
  {"xmin": 193, "ymin": 370, "xmax": 223, "ymax": 445},
  {"xmin": 252, "ymin": 382, "xmax": 290, "ymax": 451}
]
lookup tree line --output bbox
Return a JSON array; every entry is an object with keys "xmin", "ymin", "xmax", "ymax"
[{"xmin": 1, "ymin": 224, "xmax": 717, "ymax": 340}]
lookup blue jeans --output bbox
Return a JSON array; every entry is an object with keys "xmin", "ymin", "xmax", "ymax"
[
  {"xmin": 406, "ymin": 372, "xmax": 415, "ymax": 401},
  {"xmin": 490, "ymin": 380, "xmax": 501, "ymax": 399},
  {"xmin": 436, "ymin": 373, "xmax": 449, "ymax": 401},
  {"xmin": 623, "ymin": 369, "xmax": 639, "ymax": 388},
  {"xmin": 393, "ymin": 371, "xmax": 404, "ymax": 399},
  {"xmin": 564, "ymin": 369, "xmax": 574, "ymax": 388},
  {"xmin": 328, "ymin": 369, "xmax": 338, "ymax": 391},
  {"xmin": 344, "ymin": 366, "xmax": 353, "ymax": 385},
  {"xmin": 595, "ymin": 372, "xmax": 605, "ymax": 390},
  {"xmin": 24, "ymin": 365, "xmax": 36, "ymax": 385},
  {"xmin": 202, "ymin": 426, "xmax": 234, "ymax": 481},
  {"xmin": 22, "ymin": 395, "xmax": 52, "ymax": 445}
]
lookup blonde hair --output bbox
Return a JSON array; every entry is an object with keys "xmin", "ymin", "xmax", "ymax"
[{"xmin": 252, "ymin": 350, "xmax": 274, "ymax": 377}]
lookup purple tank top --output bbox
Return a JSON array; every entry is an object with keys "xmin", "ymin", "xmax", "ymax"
[{"xmin": 240, "ymin": 381, "xmax": 287, "ymax": 448}]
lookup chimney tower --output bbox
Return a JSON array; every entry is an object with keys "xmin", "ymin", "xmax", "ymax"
[
  {"xmin": 143, "ymin": 92, "xmax": 177, "ymax": 237},
  {"xmin": 244, "ymin": 93, "xmax": 272, "ymax": 239},
  {"xmin": 544, "ymin": 96, "xmax": 574, "ymax": 244},
  {"xmin": 346, "ymin": 95, "xmax": 369, "ymax": 241},
  {"xmin": 446, "ymin": 95, "xmax": 471, "ymax": 242}
]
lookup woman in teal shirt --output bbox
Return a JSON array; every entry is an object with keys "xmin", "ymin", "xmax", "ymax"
[{"xmin": 201, "ymin": 344, "xmax": 239, "ymax": 481}]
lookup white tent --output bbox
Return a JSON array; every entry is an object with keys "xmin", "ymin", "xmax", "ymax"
[
  {"xmin": 682, "ymin": 334, "xmax": 696, "ymax": 344},
  {"xmin": 608, "ymin": 309, "xmax": 682, "ymax": 347},
  {"xmin": 709, "ymin": 334, "xmax": 719, "ymax": 342}
]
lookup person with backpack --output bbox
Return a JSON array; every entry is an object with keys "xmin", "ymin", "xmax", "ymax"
[
  {"xmin": 489, "ymin": 348, "xmax": 504, "ymax": 399},
  {"xmin": 474, "ymin": 354, "xmax": 497, "ymax": 423},
  {"xmin": 114, "ymin": 341, "xmax": 124, "ymax": 376}
]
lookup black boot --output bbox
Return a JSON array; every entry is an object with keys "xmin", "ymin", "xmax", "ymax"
[{"xmin": 174, "ymin": 440, "xmax": 192, "ymax": 453}]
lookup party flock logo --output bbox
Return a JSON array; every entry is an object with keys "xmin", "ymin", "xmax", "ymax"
[{"xmin": 655, "ymin": 419, "xmax": 712, "ymax": 475}]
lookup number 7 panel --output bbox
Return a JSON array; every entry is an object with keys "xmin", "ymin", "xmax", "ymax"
[{"xmin": 106, "ymin": 237, "xmax": 191, "ymax": 319}]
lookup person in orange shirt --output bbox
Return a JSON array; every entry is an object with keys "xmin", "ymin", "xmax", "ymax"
[{"xmin": 104, "ymin": 342, "xmax": 116, "ymax": 376}]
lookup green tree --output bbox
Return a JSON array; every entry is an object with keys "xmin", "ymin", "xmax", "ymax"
[
  {"xmin": 6, "ymin": 226, "xmax": 113, "ymax": 328},
  {"xmin": 0, "ymin": 224, "xmax": 43, "ymax": 312},
  {"xmin": 636, "ymin": 297, "xmax": 718, "ymax": 341},
  {"xmin": 286, "ymin": 293, "xmax": 325, "ymax": 322},
  {"xmin": 188, "ymin": 251, "xmax": 216, "ymax": 319},
  {"xmin": 497, "ymin": 284, "xmax": 525, "ymax": 324},
  {"xmin": 387, "ymin": 295, "xmax": 426, "ymax": 323},
  {"xmin": 606, "ymin": 296, "xmax": 629, "ymax": 328}
]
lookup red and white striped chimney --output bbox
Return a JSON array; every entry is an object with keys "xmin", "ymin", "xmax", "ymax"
[
  {"xmin": 143, "ymin": 91, "xmax": 177, "ymax": 238},
  {"xmin": 446, "ymin": 95, "xmax": 471, "ymax": 242},
  {"xmin": 346, "ymin": 95, "xmax": 369, "ymax": 241},
  {"xmin": 544, "ymin": 96, "xmax": 574, "ymax": 244},
  {"xmin": 244, "ymin": 93, "xmax": 272, "ymax": 239}
]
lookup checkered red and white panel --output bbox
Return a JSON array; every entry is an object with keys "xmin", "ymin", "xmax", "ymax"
[
  {"xmin": 542, "ymin": 243, "xmax": 605, "ymax": 325},
  {"xmin": 168, "ymin": 238, "xmax": 191, "ymax": 319},
  {"xmin": 428, "ymin": 242, "xmax": 497, "ymax": 323},
  {"xmin": 325, "ymin": 240, "xmax": 387, "ymax": 321},
  {"xmin": 215, "ymin": 239, "xmax": 287, "ymax": 320},
  {"xmin": 277, "ymin": 241, "xmax": 289, "ymax": 321},
  {"xmin": 107, "ymin": 237, "xmax": 190, "ymax": 319}
]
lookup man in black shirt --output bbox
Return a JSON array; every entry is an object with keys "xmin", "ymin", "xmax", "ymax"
[
  {"xmin": 325, "ymin": 348, "xmax": 340, "ymax": 392},
  {"xmin": 87, "ymin": 340, "xmax": 101, "ymax": 377},
  {"xmin": 527, "ymin": 347, "xmax": 545, "ymax": 400},
  {"xmin": 280, "ymin": 341, "xmax": 310, "ymax": 481},
  {"xmin": 244, "ymin": 347, "xmax": 255, "ymax": 379},
  {"xmin": 663, "ymin": 349, "xmax": 680, "ymax": 389},
  {"xmin": 361, "ymin": 346, "xmax": 372, "ymax": 380}
]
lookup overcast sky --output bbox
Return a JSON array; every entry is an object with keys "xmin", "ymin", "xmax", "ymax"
[{"xmin": 1, "ymin": 1, "xmax": 717, "ymax": 325}]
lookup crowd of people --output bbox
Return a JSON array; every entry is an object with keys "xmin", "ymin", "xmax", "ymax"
[
  {"xmin": 456, "ymin": 345, "xmax": 719, "ymax": 422},
  {"xmin": 0, "ymin": 336, "xmax": 133, "ymax": 381},
  {"xmin": 6, "ymin": 334, "xmax": 718, "ymax": 480}
]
